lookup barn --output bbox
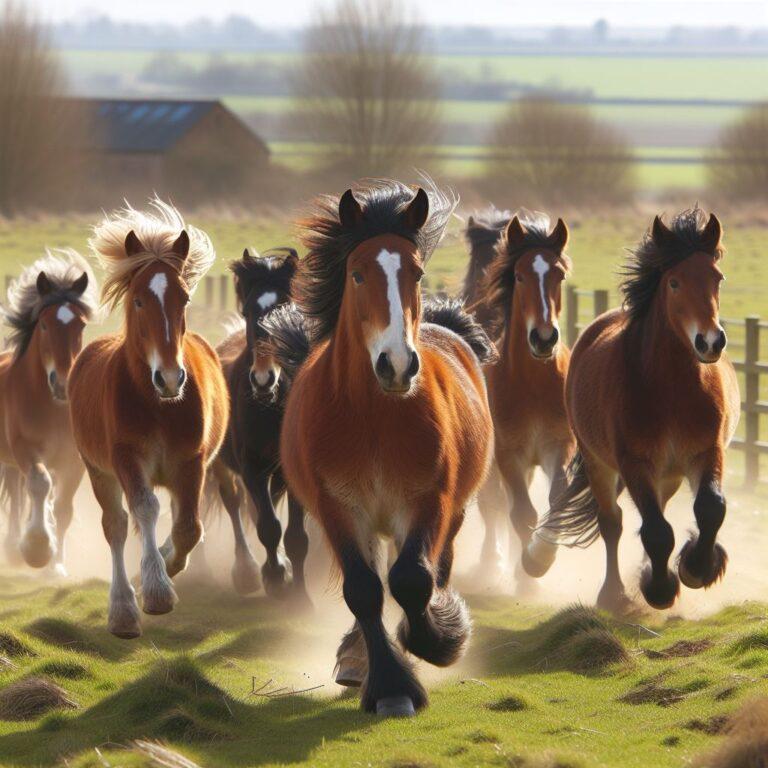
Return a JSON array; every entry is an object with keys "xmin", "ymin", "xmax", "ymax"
[{"xmin": 70, "ymin": 97, "xmax": 270, "ymax": 204}]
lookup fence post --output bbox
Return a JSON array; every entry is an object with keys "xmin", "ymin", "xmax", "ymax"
[
  {"xmin": 566, "ymin": 285, "xmax": 578, "ymax": 346},
  {"xmin": 744, "ymin": 315, "xmax": 760, "ymax": 487},
  {"xmin": 593, "ymin": 289, "xmax": 609, "ymax": 319},
  {"xmin": 204, "ymin": 276, "xmax": 214, "ymax": 308},
  {"xmin": 219, "ymin": 275, "xmax": 228, "ymax": 311}
]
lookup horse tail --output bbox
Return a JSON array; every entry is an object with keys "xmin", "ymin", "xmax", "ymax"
[
  {"xmin": 259, "ymin": 304, "xmax": 311, "ymax": 380},
  {"xmin": 421, "ymin": 295, "xmax": 498, "ymax": 365},
  {"xmin": 200, "ymin": 468, "xmax": 224, "ymax": 527},
  {"xmin": 537, "ymin": 452, "xmax": 601, "ymax": 548}
]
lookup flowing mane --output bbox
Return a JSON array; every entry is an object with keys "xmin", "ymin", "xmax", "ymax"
[
  {"xmin": 621, "ymin": 206, "xmax": 724, "ymax": 322},
  {"xmin": 294, "ymin": 178, "xmax": 457, "ymax": 344},
  {"xmin": 2, "ymin": 249, "xmax": 98, "ymax": 360},
  {"xmin": 462, "ymin": 206, "xmax": 511, "ymax": 301},
  {"xmin": 89, "ymin": 197, "xmax": 215, "ymax": 310},
  {"xmin": 483, "ymin": 210, "xmax": 572, "ymax": 336},
  {"xmin": 230, "ymin": 247, "xmax": 298, "ymax": 309}
]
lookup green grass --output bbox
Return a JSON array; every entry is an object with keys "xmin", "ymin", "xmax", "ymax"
[{"xmin": 0, "ymin": 573, "xmax": 767, "ymax": 767}]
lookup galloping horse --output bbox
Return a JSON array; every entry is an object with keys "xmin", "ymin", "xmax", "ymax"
[
  {"xmin": 540, "ymin": 209, "xmax": 739, "ymax": 611},
  {"xmin": 480, "ymin": 212, "xmax": 576, "ymax": 583},
  {"xmin": 0, "ymin": 251, "xmax": 97, "ymax": 573},
  {"xmin": 210, "ymin": 247, "xmax": 310, "ymax": 603},
  {"xmin": 279, "ymin": 180, "xmax": 495, "ymax": 716},
  {"xmin": 69, "ymin": 200, "xmax": 228, "ymax": 638}
]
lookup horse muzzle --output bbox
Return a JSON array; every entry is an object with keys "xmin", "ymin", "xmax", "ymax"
[
  {"xmin": 528, "ymin": 326, "xmax": 559, "ymax": 359},
  {"xmin": 249, "ymin": 368, "xmax": 279, "ymax": 400},
  {"xmin": 375, "ymin": 349, "xmax": 420, "ymax": 394},
  {"xmin": 48, "ymin": 371, "xmax": 68, "ymax": 402},
  {"xmin": 694, "ymin": 328, "xmax": 726, "ymax": 364},
  {"xmin": 152, "ymin": 366, "xmax": 187, "ymax": 400}
]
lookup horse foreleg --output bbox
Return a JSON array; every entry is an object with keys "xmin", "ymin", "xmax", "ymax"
[
  {"xmin": 50, "ymin": 460, "xmax": 84, "ymax": 577},
  {"xmin": 86, "ymin": 462, "xmax": 141, "ymax": 638},
  {"xmin": 3, "ymin": 466, "xmax": 25, "ymax": 566},
  {"xmin": 284, "ymin": 493, "xmax": 311, "ymax": 606},
  {"xmin": 679, "ymin": 449, "xmax": 727, "ymax": 590},
  {"xmin": 214, "ymin": 460, "xmax": 260, "ymax": 595},
  {"xmin": 391, "ymin": 494, "xmax": 470, "ymax": 669},
  {"xmin": 113, "ymin": 446, "xmax": 176, "ymax": 615},
  {"xmin": 18, "ymin": 458, "xmax": 55, "ymax": 569},
  {"xmin": 243, "ymin": 469, "xmax": 286, "ymax": 597},
  {"xmin": 623, "ymin": 465, "xmax": 679, "ymax": 610},
  {"xmin": 165, "ymin": 456, "xmax": 205, "ymax": 579},
  {"xmin": 473, "ymin": 465, "xmax": 506, "ymax": 581}
]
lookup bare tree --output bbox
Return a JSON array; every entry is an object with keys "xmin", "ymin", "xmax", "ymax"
[
  {"xmin": 0, "ymin": 2, "xmax": 83, "ymax": 215},
  {"xmin": 291, "ymin": 0, "xmax": 440, "ymax": 178},
  {"xmin": 708, "ymin": 103, "xmax": 768, "ymax": 201},
  {"xmin": 485, "ymin": 96, "xmax": 635, "ymax": 207}
]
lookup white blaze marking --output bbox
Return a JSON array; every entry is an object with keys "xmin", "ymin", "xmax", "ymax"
[
  {"xmin": 257, "ymin": 291, "xmax": 277, "ymax": 310},
  {"xmin": 372, "ymin": 249, "xmax": 412, "ymax": 378},
  {"xmin": 57, "ymin": 304, "xmax": 75, "ymax": 324},
  {"xmin": 148, "ymin": 272, "xmax": 170, "ymax": 343},
  {"xmin": 532, "ymin": 254, "xmax": 550, "ymax": 323}
]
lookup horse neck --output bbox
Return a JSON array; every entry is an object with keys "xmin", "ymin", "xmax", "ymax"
[
  {"xmin": 500, "ymin": 290, "xmax": 534, "ymax": 370},
  {"xmin": 15, "ymin": 329, "xmax": 48, "ymax": 395},
  {"xmin": 463, "ymin": 243, "xmax": 495, "ymax": 304}
]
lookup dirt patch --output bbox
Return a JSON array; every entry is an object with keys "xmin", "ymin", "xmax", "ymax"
[
  {"xmin": 619, "ymin": 675, "xmax": 709, "ymax": 707},
  {"xmin": 645, "ymin": 639, "xmax": 713, "ymax": 659},
  {"xmin": 685, "ymin": 715, "xmax": 730, "ymax": 735},
  {"xmin": 0, "ymin": 676, "xmax": 77, "ymax": 720},
  {"xmin": 468, "ymin": 729, "xmax": 500, "ymax": 744},
  {"xmin": 661, "ymin": 735, "xmax": 681, "ymax": 747},
  {"xmin": 488, "ymin": 695, "xmax": 528, "ymax": 712}
]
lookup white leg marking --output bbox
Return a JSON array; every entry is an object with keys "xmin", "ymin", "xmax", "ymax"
[
  {"xmin": 532, "ymin": 254, "xmax": 550, "ymax": 323},
  {"xmin": 148, "ymin": 272, "xmax": 170, "ymax": 343},
  {"xmin": 56, "ymin": 304, "xmax": 75, "ymax": 324}
]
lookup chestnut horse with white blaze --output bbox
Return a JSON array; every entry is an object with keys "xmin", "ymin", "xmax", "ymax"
[
  {"xmin": 0, "ymin": 251, "xmax": 97, "ymax": 573},
  {"xmin": 540, "ymin": 209, "xmax": 739, "ymax": 612},
  {"xmin": 279, "ymin": 180, "xmax": 495, "ymax": 717},
  {"xmin": 480, "ymin": 212, "xmax": 576, "ymax": 583},
  {"xmin": 69, "ymin": 200, "xmax": 228, "ymax": 638}
]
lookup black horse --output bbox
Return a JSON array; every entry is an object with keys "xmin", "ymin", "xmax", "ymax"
[{"xmin": 210, "ymin": 247, "xmax": 310, "ymax": 604}]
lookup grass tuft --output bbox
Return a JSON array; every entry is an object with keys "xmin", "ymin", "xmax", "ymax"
[
  {"xmin": 619, "ymin": 675, "xmax": 710, "ymax": 707},
  {"xmin": 487, "ymin": 694, "xmax": 529, "ymax": 712},
  {"xmin": 0, "ymin": 630, "xmax": 33, "ymax": 657},
  {"xmin": 684, "ymin": 714, "xmax": 729, "ymax": 735},
  {"xmin": 38, "ymin": 660, "xmax": 91, "ymax": 680},
  {"xmin": 645, "ymin": 639, "xmax": 713, "ymax": 659},
  {"xmin": 0, "ymin": 676, "xmax": 77, "ymax": 720}
]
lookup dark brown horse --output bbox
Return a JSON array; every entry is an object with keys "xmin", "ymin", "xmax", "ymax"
[
  {"xmin": 69, "ymin": 200, "xmax": 228, "ymax": 638},
  {"xmin": 540, "ymin": 209, "xmax": 739, "ymax": 611},
  {"xmin": 277, "ymin": 180, "xmax": 495, "ymax": 716},
  {"xmin": 0, "ymin": 251, "xmax": 97, "ymax": 574}
]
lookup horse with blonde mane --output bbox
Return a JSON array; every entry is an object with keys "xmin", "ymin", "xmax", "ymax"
[
  {"xmin": 540, "ymin": 209, "xmax": 739, "ymax": 611},
  {"xmin": 277, "ymin": 180, "xmax": 495, "ymax": 716},
  {"xmin": 69, "ymin": 199, "xmax": 228, "ymax": 638},
  {"xmin": 0, "ymin": 251, "xmax": 96, "ymax": 573}
]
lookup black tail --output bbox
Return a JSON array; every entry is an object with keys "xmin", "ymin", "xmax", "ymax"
[
  {"xmin": 259, "ymin": 304, "xmax": 311, "ymax": 380},
  {"xmin": 538, "ymin": 452, "xmax": 601, "ymax": 548},
  {"xmin": 422, "ymin": 295, "xmax": 498, "ymax": 365}
]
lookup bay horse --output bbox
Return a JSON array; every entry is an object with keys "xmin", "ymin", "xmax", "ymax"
[
  {"xmin": 540, "ymin": 208, "xmax": 739, "ymax": 612},
  {"xmin": 0, "ymin": 251, "xmax": 97, "ymax": 574},
  {"xmin": 210, "ymin": 247, "xmax": 310, "ymax": 603},
  {"xmin": 479, "ymin": 212, "xmax": 576, "ymax": 584},
  {"xmin": 69, "ymin": 199, "xmax": 228, "ymax": 638},
  {"xmin": 278, "ymin": 180, "xmax": 495, "ymax": 717}
]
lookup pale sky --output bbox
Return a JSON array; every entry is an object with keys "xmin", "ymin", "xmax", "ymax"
[{"xmin": 34, "ymin": 0, "xmax": 768, "ymax": 28}]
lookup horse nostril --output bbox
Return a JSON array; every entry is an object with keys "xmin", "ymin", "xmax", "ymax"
[
  {"xmin": 714, "ymin": 330, "xmax": 727, "ymax": 353},
  {"xmin": 694, "ymin": 333, "xmax": 708, "ymax": 354},
  {"xmin": 266, "ymin": 369, "xmax": 276, "ymax": 388},
  {"xmin": 153, "ymin": 369, "xmax": 165, "ymax": 391},
  {"xmin": 177, "ymin": 368, "xmax": 186, "ymax": 388},
  {"xmin": 48, "ymin": 370, "xmax": 56, "ymax": 387},
  {"xmin": 375, "ymin": 352, "xmax": 394, "ymax": 382},
  {"xmin": 529, "ymin": 329, "xmax": 540, "ymax": 348},
  {"xmin": 406, "ymin": 350, "xmax": 420, "ymax": 380},
  {"xmin": 249, "ymin": 369, "xmax": 258, "ymax": 390},
  {"xmin": 550, "ymin": 326, "xmax": 559, "ymax": 346}
]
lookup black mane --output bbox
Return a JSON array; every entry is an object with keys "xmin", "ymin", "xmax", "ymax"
[
  {"xmin": 621, "ymin": 207, "xmax": 724, "ymax": 322},
  {"xmin": 483, "ymin": 210, "xmax": 571, "ymax": 337},
  {"xmin": 294, "ymin": 179, "xmax": 456, "ymax": 344},
  {"xmin": 259, "ymin": 303, "xmax": 311, "ymax": 381},
  {"xmin": 422, "ymin": 295, "xmax": 498, "ymax": 365}
]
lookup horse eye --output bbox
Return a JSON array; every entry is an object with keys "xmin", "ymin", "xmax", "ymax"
[
  {"xmin": 41, "ymin": 322, "xmax": 47, "ymax": 331},
  {"xmin": 352, "ymin": 271, "xmax": 364, "ymax": 285},
  {"xmin": 134, "ymin": 297, "xmax": 143, "ymax": 308},
  {"xmin": 669, "ymin": 278, "xmax": 679, "ymax": 290},
  {"xmin": 516, "ymin": 274, "xmax": 524, "ymax": 283},
  {"xmin": 415, "ymin": 268, "xmax": 424, "ymax": 282}
]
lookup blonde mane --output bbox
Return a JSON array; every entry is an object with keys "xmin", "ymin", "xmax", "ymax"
[{"xmin": 89, "ymin": 197, "xmax": 216, "ymax": 310}]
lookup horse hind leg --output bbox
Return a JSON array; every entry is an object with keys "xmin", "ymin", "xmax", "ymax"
[
  {"xmin": 284, "ymin": 493, "xmax": 311, "ymax": 607},
  {"xmin": 678, "ymin": 467, "xmax": 727, "ymax": 590},
  {"xmin": 19, "ymin": 462, "xmax": 56, "ymax": 569},
  {"xmin": 244, "ymin": 471, "xmax": 287, "ymax": 597},
  {"xmin": 3, "ymin": 466, "xmax": 25, "ymax": 566},
  {"xmin": 49, "ymin": 463, "xmax": 84, "ymax": 577}
]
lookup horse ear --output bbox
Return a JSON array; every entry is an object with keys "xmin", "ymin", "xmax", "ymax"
[
  {"xmin": 242, "ymin": 248, "xmax": 250, "ymax": 260},
  {"xmin": 549, "ymin": 218, "xmax": 569, "ymax": 252},
  {"xmin": 505, "ymin": 216, "xmax": 526, "ymax": 250},
  {"xmin": 701, "ymin": 213, "xmax": 722, "ymax": 253},
  {"xmin": 651, "ymin": 215, "xmax": 677, "ymax": 251},
  {"xmin": 283, "ymin": 247, "xmax": 300, "ymax": 274},
  {"xmin": 402, "ymin": 187, "xmax": 429, "ymax": 231},
  {"xmin": 124, "ymin": 230, "xmax": 146, "ymax": 257},
  {"xmin": 71, "ymin": 271, "xmax": 88, "ymax": 296},
  {"xmin": 36, "ymin": 271, "xmax": 52, "ymax": 297},
  {"xmin": 467, "ymin": 215, "xmax": 475, "ymax": 228},
  {"xmin": 171, "ymin": 230, "xmax": 190, "ymax": 260},
  {"xmin": 339, "ymin": 189, "xmax": 364, "ymax": 228}
]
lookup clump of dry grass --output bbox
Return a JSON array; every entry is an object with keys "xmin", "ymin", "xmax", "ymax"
[
  {"xmin": 131, "ymin": 740, "xmax": 203, "ymax": 768},
  {"xmin": 0, "ymin": 676, "xmax": 77, "ymax": 720},
  {"xmin": 619, "ymin": 674, "xmax": 709, "ymax": 708},
  {"xmin": 645, "ymin": 639, "xmax": 713, "ymax": 659},
  {"xmin": 0, "ymin": 630, "xmax": 33, "ymax": 657},
  {"xmin": 691, "ymin": 697, "xmax": 768, "ymax": 768}
]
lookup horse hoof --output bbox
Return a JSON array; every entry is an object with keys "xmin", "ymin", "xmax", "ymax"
[
  {"xmin": 678, "ymin": 539, "xmax": 728, "ymax": 590},
  {"xmin": 19, "ymin": 530, "xmax": 55, "ymax": 569},
  {"xmin": 231, "ymin": 560, "xmax": 262, "ymax": 595},
  {"xmin": 262, "ymin": 562, "xmax": 287, "ymax": 598},
  {"xmin": 521, "ymin": 536, "xmax": 557, "ymax": 578},
  {"xmin": 334, "ymin": 657, "xmax": 366, "ymax": 687},
  {"xmin": 141, "ymin": 582, "xmax": 178, "ymax": 615},
  {"xmin": 597, "ymin": 588, "xmax": 635, "ymax": 616},
  {"xmin": 639, "ymin": 566, "xmax": 679, "ymax": 610},
  {"xmin": 109, "ymin": 602, "xmax": 142, "ymax": 639},
  {"xmin": 376, "ymin": 696, "xmax": 415, "ymax": 717}
]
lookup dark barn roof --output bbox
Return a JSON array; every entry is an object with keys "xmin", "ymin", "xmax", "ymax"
[{"xmin": 70, "ymin": 98, "xmax": 269, "ymax": 155}]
